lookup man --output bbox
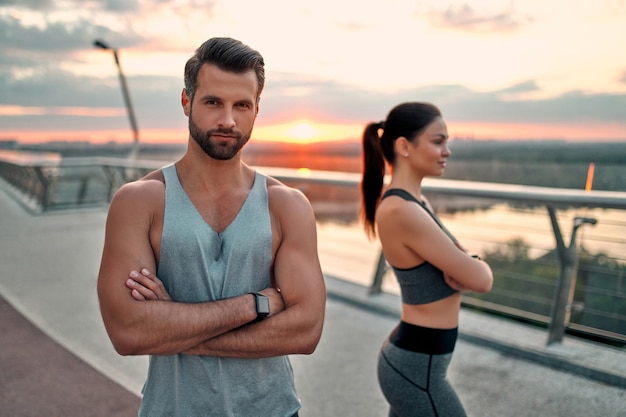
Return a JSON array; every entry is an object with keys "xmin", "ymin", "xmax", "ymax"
[{"xmin": 97, "ymin": 37, "xmax": 326, "ymax": 417}]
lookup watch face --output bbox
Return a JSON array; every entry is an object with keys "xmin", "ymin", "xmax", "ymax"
[{"xmin": 257, "ymin": 294, "xmax": 270, "ymax": 314}]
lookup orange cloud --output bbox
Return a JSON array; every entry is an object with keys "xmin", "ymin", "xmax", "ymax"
[{"xmin": 0, "ymin": 105, "xmax": 126, "ymax": 117}]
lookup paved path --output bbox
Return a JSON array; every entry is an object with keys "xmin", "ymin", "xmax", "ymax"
[
  {"xmin": 1, "ymin": 183, "xmax": 625, "ymax": 416},
  {"xmin": 0, "ymin": 294, "xmax": 141, "ymax": 417}
]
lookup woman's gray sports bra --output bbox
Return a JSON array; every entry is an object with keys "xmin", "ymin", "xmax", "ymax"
[{"xmin": 382, "ymin": 188, "xmax": 458, "ymax": 305}]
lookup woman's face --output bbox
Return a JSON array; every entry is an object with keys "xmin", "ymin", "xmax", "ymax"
[{"xmin": 408, "ymin": 117, "xmax": 450, "ymax": 177}]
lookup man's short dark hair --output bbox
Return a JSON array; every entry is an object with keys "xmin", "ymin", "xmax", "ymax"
[{"xmin": 184, "ymin": 37, "xmax": 265, "ymax": 102}]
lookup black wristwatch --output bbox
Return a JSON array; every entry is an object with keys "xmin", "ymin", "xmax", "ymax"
[{"xmin": 249, "ymin": 292, "xmax": 270, "ymax": 322}]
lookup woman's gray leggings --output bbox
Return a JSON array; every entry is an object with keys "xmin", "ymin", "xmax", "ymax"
[{"xmin": 377, "ymin": 322, "xmax": 467, "ymax": 417}]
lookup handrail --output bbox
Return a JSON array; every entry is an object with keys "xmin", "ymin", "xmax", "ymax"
[
  {"xmin": 255, "ymin": 166, "xmax": 626, "ymax": 209},
  {"xmin": 253, "ymin": 166, "xmax": 626, "ymax": 346},
  {"xmin": 2, "ymin": 156, "xmax": 625, "ymax": 209},
  {"xmin": 1, "ymin": 155, "xmax": 625, "ymax": 346},
  {"xmin": 179, "ymin": 164, "xmax": 626, "ymax": 209}
]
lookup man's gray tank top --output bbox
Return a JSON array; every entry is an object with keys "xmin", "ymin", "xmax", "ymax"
[{"xmin": 138, "ymin": 164, "xmax": 300, "ymax": 417}]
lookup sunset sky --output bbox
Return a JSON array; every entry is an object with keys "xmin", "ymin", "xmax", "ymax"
[{"xmin": 1, "ymin": 0, "xmax": 626, "ymax": 144}]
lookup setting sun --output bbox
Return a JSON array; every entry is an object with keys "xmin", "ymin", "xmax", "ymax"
[
  {"xmin": 253, "ymin": 120, "xmax": 362, "ymax": 144},
  {"xmin": 287, "ymin": 122, "xmax": 317, "ymax": 141}
]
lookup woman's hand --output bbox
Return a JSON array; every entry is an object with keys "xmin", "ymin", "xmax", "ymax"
[
  {"xmin": 444, "ymin": 273, "xmax": 471, "ymax": 292},
  {"xmin": 126, "ymin": 268, "xmax": 172, "ymax": 301}
]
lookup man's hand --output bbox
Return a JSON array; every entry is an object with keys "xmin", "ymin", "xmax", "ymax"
[{"xmin": 127, "ymin": 268, "xmax": 172, "ymax": 301}]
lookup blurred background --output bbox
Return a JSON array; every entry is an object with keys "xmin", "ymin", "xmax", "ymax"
[{"xmin": 1, "ymin": 0, "xmax": 625, "ymax": 347}]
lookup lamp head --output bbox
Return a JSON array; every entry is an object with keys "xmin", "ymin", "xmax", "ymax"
[{"xmin": 93, "ymin": 39, "xmax": 110, "ymax": 50}]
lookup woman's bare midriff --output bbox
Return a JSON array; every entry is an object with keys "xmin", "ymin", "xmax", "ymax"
[{"xmin": 400, "ymin": 292, "xmax": 462, "ymax": 329}]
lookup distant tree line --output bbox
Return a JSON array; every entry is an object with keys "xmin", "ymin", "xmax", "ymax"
[
  {"xmin": 442, "ymin": 141, "xmax": 626, "ymax": 191},
  {"xmin": 469, "ymin": 238, "xmax": 626, "ymax": 346}
]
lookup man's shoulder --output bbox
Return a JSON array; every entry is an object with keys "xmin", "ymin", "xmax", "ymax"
[
  {"xmin": 265, "ymin": 175, "xmax": 303, "ymax": 197},
  {"xmin": 111, "ymin": 168, "xmax": 166, "ymax": 206},
  {"xmin": 264, "ymin": 174, "xmax": 313, "ymax": 214}
]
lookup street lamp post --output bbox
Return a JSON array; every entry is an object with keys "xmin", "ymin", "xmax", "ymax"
[{"xmin": 93, "ymin": 39, "xmax": 139, "ymax": 160}]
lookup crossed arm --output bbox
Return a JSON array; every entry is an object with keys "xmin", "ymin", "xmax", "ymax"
[
  {"xmin": 378, "ymin": 196, "xmax": 493, "ymax": 294},
  {"xmin": 97, "ymin": 179, "xmax": 326, "ymax": 358}
]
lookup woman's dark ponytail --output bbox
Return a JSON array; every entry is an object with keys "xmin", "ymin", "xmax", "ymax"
[
  {"xmin": 360, "ymin": 121, "xmax": 385, "ymax": 239},
  {"xmin": 359, "ymin": 102, "xmax": 441, "ymax": 238}
]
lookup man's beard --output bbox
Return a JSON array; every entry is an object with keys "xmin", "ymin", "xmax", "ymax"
[{"xmin": 189, "ymin": 115, "xmax": 251, "ymax": 160}]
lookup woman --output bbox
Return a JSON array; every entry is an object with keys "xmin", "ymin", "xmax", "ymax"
[{"xmin": 360, "ymin": 102, "xmax": 493, "ymax": 417}]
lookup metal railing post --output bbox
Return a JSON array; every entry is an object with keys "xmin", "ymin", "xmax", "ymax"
[
  {"xmin": 369, "ymin": 249, "xmax": 388, "ymax": 294},
  {"xmin": 77, "ymin": 176, "xmax": 90, "ymax": 204},
  {"xmin": 546, "ymin": 206, "xmax": 597, "ymax": 346},
  {"xmin": 102, "ymin": 165, "xmax": 120, "ymax": 202},
  {"xmin": 33, "ymin": 166, "xmax": 52, "ymax": 211}
]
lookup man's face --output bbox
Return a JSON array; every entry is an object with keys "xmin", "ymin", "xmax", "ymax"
[{"xmin": 183, "ymin": 63, "xmax": 259, "ymax": 160}]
